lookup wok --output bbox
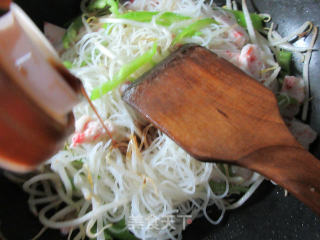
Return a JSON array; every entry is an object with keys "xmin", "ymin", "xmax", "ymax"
[{"xmin": 0, "ymin": 0, "xmax": 319, "ymax": 239}]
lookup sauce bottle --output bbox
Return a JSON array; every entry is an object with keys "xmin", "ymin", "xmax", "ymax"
[{"xmin": 0, "ymin": 3, "xmax": 82, "ymax": 172}]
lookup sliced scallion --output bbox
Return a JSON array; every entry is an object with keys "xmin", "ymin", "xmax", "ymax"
[
  {"xmin": 62, "ymin": 16, "xmax": 83, "ymax": 49},
  {"xmin": 172, "ymin": 18, "xmax": 218, "ymax": 46},
  {"xmin": 118, "ymin": 11, "xmax": 191, "ymax": 26},
  {"xmin": 91, "ymin": 42, "xmax": 158, "ymax": 100},
  {"xmin": 224, "ymin": 9, "xmax": 265, "ymax": 32}
]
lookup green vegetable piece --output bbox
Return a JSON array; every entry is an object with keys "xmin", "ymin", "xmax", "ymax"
[
  {"xmin": 88, "ymin": 0, "xmax": 119, "ymax": 15},
  {"xmin": 172, "ymin": 18, "xmax": 218, "ymax": 46},
  {"xmin": 193, "ymin": 31, "xmax": 203, "ymax": 36},
  {"xmin": 106, "ymin": 0, "xmax": 119, "ymax": 15},
  {"xmin": 62, "ymin": 16, "xmax": 83, "ymax": 49},
  {"xmin": 68, "ymin": 176, "xmax": 77, "ymax": 191},
  {"xmin": 209, "ymin": 181, "xmax": 227, "ymax": 195},
  {"xmin": 118, "ymin": 11, "xmax": 191, "ymax": 26},
  {"xmin": 63, "ymin": 61, "xmax": 73, "ymax": 69},
  {"xmin": 217, "ymin": 163, "xmax": 234, "ymax": 177},
  {"xmin": 224, "ymin": 9, "xmax": 264, "ymax": 32},
  {"xmin": 80, "ymin": 61, "xmax": 88, "ymax": 67},
  {"xmin": 209, "ymin": 181, "xmax": 249, "ymax": 195},
  {"xmin": 88, "ymin": 0, "xmax": 107, "ymax": 11},
  {"xmin": 89, "ymin": 0, "xmax": 108, "ymax": 10},
  {"xmin": 91, "ymin": 42, "xmax": 158, "ymax": 100},
  {"xmin": 72, "ymin": 159, "xmax": 84, "ymax": 169},
  {"xmin": 277, "ymin": 93, "xmax": 298, "ymax": 109},
  {"xmin": 64, "ymin": 143, "xmax": 70, "ymax": 151},
  {"xmin": 119, "ymin": 11, "xmax": 158, "ymax": 22},
  {"xmin": 276, "ymin": 50, "xmax": 292, "ymax": 74},
  {"xmin": 104, "ymin": 233, "xmax": 113, "ymax": 240},
  {"xmin": 156, "ymin": 12, "xmax": 191, "ymax": 26},
  {"xmin": 106, "ymin": 219, "xmax": 138, "ymax": 240},
  {"xmin": 102, "ymin": 23, "xmax": 109, "ymax": 29}
]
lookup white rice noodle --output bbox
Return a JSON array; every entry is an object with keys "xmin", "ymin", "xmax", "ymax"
[
  {"xmin": 225, "ymin": 176, "xmax": 264, "ymax": 210},
  {"xmin": 302, "ymin": 26, "xmax": 318, "ymax": 121},
  {"xmin": 241, "ymin": 0, "xmax": 257, "ymax": 44},
  {"xmin": 270, "ymin": 21, "xmax": 313, "ymax": 46},
  {"xmin": 232, "ymin": 1, "xmax": 238, "ymax": 10},
  {"xmin": 226, "ymin": 0, "xmax": 232, "ymax": 9}
]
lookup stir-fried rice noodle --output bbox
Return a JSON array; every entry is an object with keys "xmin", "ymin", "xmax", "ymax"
[{"xmin": 20, "ymin": 0, "xmax": 318, "ymax": 240}]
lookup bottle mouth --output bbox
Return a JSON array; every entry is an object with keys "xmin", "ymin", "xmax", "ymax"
[
  {"xmin": 0, "ymin": 3, "xmax": 81, "ymax": 126},
  {"xmin": 0, "ymin": 65, "xmax": 75, "ymax": 173}
]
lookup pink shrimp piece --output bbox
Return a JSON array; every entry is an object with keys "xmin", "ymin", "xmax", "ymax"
[
  {"xmin": 71, "ymin": 116, "xmax": 114, "ymax": 147},
  {"xmin": 238, "ymin": 44, "xmax": 263, "ymax": 79},
  {"xmin": 287, "ymin": 119, "xmax": 317, "ymax": 149},
  {"xmin": 230, "ymin": 29, "xmax": 248, "ymax": 48},
  {"xmin": 211, "ymin": 9, "xmax": 249, "ymax": 48},
  {"xmin": 218, "ymin": 49, "xmax": 240, "ymax": 64},
  {"xmin": 281, "ymin": 76, "xmax": 305, "ymax": 103}
]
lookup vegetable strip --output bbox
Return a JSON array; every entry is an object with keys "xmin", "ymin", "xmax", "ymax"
[
  {"xmin": 276, "ymin": 50, "xmax": 292, "ymax": 74},
  {"xmin": 172, "ymin": 18, "xmax": 219, "ymax": 46},
  {"xmin": 224, "ymin": 9, "xmax": 265, "ymax": 32},
  {"xmin": 91, "ymin": 42, "xmax": 158, "ymax": 100},
  {"xmin": 118, "ymin": 11, "xmax": 191, "ymax": 26},
  {"xmin": 89, "ymin": 0, "xmax": 119, "ymax": 15},
  {"xmin": 62, "ymin": 16, "xmax": 83, "ymax": 49}
]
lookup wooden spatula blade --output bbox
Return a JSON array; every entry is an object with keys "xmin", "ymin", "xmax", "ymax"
[
  {"xmin": 122, "ymin": 44, "xmax": 320, "ymax": 215},
  {"xmin": 123, "ymin": 44, "xmax": 299, "ymax": 162}
]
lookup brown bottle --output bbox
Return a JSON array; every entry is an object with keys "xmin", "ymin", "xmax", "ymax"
[{"xmin": 0, "ymin": 3, "xmax": 82, "ymax": 172}]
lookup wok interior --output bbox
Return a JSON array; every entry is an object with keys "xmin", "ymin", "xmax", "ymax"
[{"xmin": 0, "ymin": 0, "xmax": 319, "ymax": 239}]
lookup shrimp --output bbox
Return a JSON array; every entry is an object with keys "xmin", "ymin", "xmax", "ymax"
[
  {"xmin": 214, "ymin": 47, "xmax": 241, "ymax": 64},
  {"xmin": 280, "ymin": 76, "xmax": 305, "ymax": 103},
  {"xmin": 211, "ymin": 9, "xmax": 249, "ymax": 48},
  {"xmin": 71, "ymin": 116, "xmax": 115, "ymax": 147},
  {"xmin": 238, "ymin": 44, "xmax": 263, "ymax": 79}
]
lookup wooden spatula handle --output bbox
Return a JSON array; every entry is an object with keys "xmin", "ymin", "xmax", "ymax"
[{"xmin": 240, "ymin": 146, "xmax": 320, "ymax": 215}]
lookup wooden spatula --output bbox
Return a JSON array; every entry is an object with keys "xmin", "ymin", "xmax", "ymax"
[{"xmin": 122, "ymin": 44, "xmax": 320, "ymax": 215}]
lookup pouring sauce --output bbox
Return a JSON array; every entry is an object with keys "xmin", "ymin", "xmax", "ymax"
[{"xmin": 0, "ymin": 3, "xmax": 105, "ymax": 172}]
